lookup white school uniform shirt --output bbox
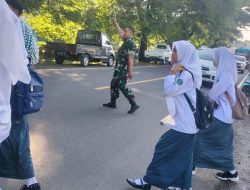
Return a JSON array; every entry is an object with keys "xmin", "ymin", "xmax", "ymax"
[
  {"xmin": 0, "ymin": 1, "xmax": 31, "ymax": 143},
  {"xmin": 164, "ymin": 71, "xmax": 198, "ymax": 134},
  {"xmin": 209, "ymin": 71, "xmax": 235, "ymax": 124}
]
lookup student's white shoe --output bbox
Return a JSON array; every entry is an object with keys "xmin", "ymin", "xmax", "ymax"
[
  {"xmin": 192, "ymin": 167, "xmax": 196, "ymax": 175},
  {"xmin": 216, "ymin": 171, "xmax": 239, "ymax": 182}
]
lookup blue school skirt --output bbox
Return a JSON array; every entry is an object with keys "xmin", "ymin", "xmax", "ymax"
[
  {"xmin": 143, "ymin": 129, "xmax": 196, "ymax": 189},
  {"xmin": 0, "ymin": 116, "xmax": 35, "ymax": 179},
  {"xmin": 194, "ymin": 117, "xmax": 235, "ymax": 171}
]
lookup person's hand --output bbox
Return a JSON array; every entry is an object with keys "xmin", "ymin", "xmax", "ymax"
[
  {"xmin": 128, "ymin": 71, "xmax": 133, "ymax": 80},
  {"xmin": 111, "ymin": 14, "xmax": 117, "ymax": 23},
  {"xmin": 171, "ymin": 64, "xmax": 184, "ymax": 75}
]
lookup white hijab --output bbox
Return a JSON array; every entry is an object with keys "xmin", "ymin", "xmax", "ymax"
[
  {"xmin": 173, "ymin": 40, "xmax": 202, "ymax": 89},
  {"xmin": 0, "ymin": 1, "xmax": 30, "ymax": 85},
  {"xmin": 0, "ymin": 1, "xmax": 31, "ymax": 143},
  {"xmin": 165, "ymin": 41, "xmax": 201, "ymax": 117},
  {"xmin": 209, "ymin": 47, "xmax": 238, "ymax": 105},
  {"xmin": 213, "ymin": 47, "xmax": 238, "ymax": 84}
]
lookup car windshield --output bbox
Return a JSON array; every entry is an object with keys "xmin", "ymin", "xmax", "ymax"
[
  {"xmin": 198, "ymin": 50, "xmax": 214, "ymax": 61},
  {"xmin": 235, "ymin": 56, "xmax": 246, "ymax": 62},
  {"xmin": 157, "ymin": 45, "xmax": 167, "ymax": 49}
]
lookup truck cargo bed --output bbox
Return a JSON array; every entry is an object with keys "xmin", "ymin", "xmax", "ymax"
[{"xmin": 45, "ymin": 42, "xmax": 76, "ymax": 55}]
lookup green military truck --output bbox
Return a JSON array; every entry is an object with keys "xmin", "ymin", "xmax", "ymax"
[{"xmin": 45, "ymin": 30, "xmax": 115, "ymax": 67}]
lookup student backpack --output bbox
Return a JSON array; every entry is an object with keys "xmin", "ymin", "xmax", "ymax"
[
  {"xmin": 226, "ymin": 85, "xmax": 249, "ymax": 120},
  {"xmin": 182, "ymin": 70, "xmax": 214, "ymax": 129},
  {"xmin": 11, "ymin": 65, "xmax": 44, "ymax": 119}
]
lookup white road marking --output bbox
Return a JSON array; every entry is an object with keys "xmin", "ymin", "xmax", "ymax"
[
  {"xmin": 238, "ymin": 73, "xmax": 249, "ymax": 88},
  {"xmin": 95, "ymin": 77, "xmax": 165, "ymax": 90},
  {"xmin": 35, "ymin": 65, "xmax": 169, "ymax": 71}
]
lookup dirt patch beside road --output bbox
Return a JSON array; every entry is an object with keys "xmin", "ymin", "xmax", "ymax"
[
  {"xmin": 234, "ymin": 118, "xmax": 250, "ymax": 188},
  {"xmin": 193, "ymin": 117, "xmax": 250, "ymax": 190}
]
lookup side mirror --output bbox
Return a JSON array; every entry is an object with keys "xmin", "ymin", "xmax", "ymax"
[{"xmin": 106, "ymin": 41, "xmax": 111, "ymax": 45}]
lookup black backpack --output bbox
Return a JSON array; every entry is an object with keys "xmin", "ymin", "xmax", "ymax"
[
  {"xmin": 182, "ymin": 70, "xmax": 214, "ymax": 129},
  {"xmin": 11, "ymin": 65, "xmax": 44, "ymax": 119}
]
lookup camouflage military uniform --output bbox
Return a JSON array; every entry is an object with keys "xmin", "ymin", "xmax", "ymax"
[{"xmin": 110, "ymin": 38, "xmax": 136, "ymax": 101}]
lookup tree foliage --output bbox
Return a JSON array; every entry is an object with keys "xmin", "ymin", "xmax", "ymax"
[{"xmin": 21, "ymin": 0, "xmax": 250, "ymax": 58}]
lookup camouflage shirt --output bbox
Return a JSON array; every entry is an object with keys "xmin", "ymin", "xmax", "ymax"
[
  {"xmin": 114, "ymin": 38, "xmax": 136, "ymax": 77},
  {"xmin": 21, "ymin": 20, "xmax": 39, "ymax": 65}
]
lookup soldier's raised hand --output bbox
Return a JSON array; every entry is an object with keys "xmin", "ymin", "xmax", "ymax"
[{"xmin": 111, "ymin": 14, "xmax": 117, "ymax": 23}]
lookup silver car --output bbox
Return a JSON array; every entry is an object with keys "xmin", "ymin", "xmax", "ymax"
[
  {"xmin": 198, "ymin": 48, "xmax": 216, "ymax": 83},
  {"xmin": 235, "ymin": 55, "xmax": 247, "ymax": 74}
]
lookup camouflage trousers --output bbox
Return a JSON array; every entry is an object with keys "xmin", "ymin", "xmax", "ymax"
[{"xmin": 110, "ymin": 76, "xmax": 134, "ymax": 101}]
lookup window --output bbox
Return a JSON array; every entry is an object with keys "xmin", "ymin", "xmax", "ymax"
[
  {"xmin": 76, "ymin": 30, "xmax": 101, "ymax": 46},
  {"xmin": 235, "ymin": 55, "xmax": 246, "ymax": 62},
  {"xmin": 85, "ymin": 33, "xmax": 96, "ymax": 41},
  {"xmin": 157, "ymin": 45, "xmax": 167, "ymax": 49},
  {"xmin": 198, "ymin": 50, "xmax": 214, "ymax": 61},
  {"xmin": 102, "ymin": 34, "xmax": 111, "ymax": 45}
]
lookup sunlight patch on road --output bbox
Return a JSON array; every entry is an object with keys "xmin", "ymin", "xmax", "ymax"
[{"xmin": 30, "ymin": 129, "xmax": 64, "ymax": 178}]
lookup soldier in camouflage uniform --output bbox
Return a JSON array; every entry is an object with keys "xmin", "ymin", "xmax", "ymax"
[{"xmin": 103, "ymin": 17, "xmax": 140, "ymax": 114}]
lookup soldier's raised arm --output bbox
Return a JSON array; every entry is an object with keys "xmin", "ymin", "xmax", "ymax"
[{"xmin": 111, "ymin": 15, "xmax": 125, "ymax": 40}]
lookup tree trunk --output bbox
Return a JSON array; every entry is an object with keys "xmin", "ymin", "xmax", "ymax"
[{"xmin": 139, "ymin": 33, "xmax": 147, "ymax": 62}]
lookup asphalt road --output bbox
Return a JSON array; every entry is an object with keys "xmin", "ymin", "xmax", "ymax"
[{"xmin": 0, "ymin": 64, "xmax": 249, "ymax": 190}]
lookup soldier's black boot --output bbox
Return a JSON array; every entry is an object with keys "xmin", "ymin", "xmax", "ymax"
[
  {"xmin": 128, "ymin": 99, "xmax": 140, "ymax": 114},
  {"xmin": 103, "ymin": 99, "xmax": 117, "ymax": 109}
]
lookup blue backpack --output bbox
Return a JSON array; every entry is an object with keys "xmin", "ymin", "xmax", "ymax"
[{"xmin": 11, "ymin": 65, "xmax": 44, "ymax": 118}]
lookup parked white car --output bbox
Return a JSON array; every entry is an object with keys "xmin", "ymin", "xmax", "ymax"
[
  {"xmin": 198, "ymin": 48, "xmax": 216, "ymax": 83},
  {"xmin": 145, "ymin": 44, "xmax": 172, "ymax": 64},
  {"xmin": 235, "ymin": 55, "xmax": 247, "ymax": 74}
]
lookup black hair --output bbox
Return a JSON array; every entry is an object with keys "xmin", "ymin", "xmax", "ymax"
[
  {"xmin": 127, "ymin": 26, "xmax": 135, "ymax": 34},
  {"xmin": 5, "ymin": 0, "xmax": 24, "ymax": 15}
]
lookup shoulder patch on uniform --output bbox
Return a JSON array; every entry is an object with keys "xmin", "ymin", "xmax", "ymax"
[
  {"xmin": 128, "ymin": 50, "xmax": 135, "ymax": 56},
  {"xmin": 176, "ymin": 78, "xmax": 183, "ymax": 85}
]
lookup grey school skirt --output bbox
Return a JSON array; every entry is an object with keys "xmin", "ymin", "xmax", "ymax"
[
  {"xmin": 0, "ymin": 116, "xmax": 35, "ymax": 179},
  {"xmin": 143, "ymin": 129, "xmax": 196, "ymax": 189},
  {"xmin": 193, "ymin": 117, "xmax": 235, "ymax": 171}
]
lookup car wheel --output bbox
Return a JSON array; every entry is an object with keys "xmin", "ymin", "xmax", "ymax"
[
  {"xmin": 81, "ymin": 54, "xmax": 90, "ymax": 67},
  {"xmin": 55, "ymin": 56, "xmax": 64, "ymax": 64},
  {"xmin": 160, "ymin": 60, "xmax": 165, "ymax": 65},
  {"xmin": 166, "ymin": 59, "xmax": 171, "ymax": 65},
  {"xmin": 106, "ymin": 56, "xmax": 114, "ymax": 67}
]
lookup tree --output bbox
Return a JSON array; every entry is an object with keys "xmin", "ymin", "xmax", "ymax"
[{"xmin": 22, "ymin": 0, "xmax": 250, "ymax": 58}]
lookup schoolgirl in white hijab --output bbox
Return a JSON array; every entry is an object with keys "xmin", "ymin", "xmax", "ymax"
[
  {"xmin": 127, "ymin": 41, "xmax": 201, "ymax": 190},
  {"xmin": 164, "ymin": 40, "xmax": 202, "ymax": 134},
  {"xmin": 193, "ymin": 47, "xmax": 239, "ymax": 182},
  {"xmin": 209, "ymin": 47, "xmax": 238, "ymax": 123},
  {"xmin": 0, "ymin": 1, "xmax": 30, "ymax": 143}
]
